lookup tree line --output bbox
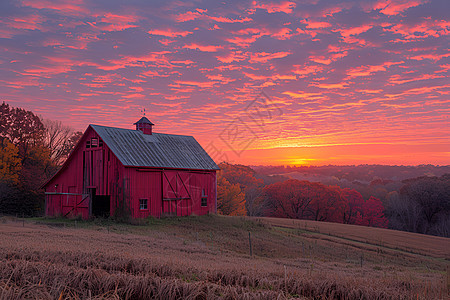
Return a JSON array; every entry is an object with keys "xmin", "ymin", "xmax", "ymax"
[
  {"xmin": 0, "ymin": 102, "xmax": 82, "ymax": 216},
  {"xmin": 217, "ymin": 162, "xmax": 449, "ymax": 237}
]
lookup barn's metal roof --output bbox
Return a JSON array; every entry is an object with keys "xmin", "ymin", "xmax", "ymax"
[{"xmin": 90, "ymin": 124, "xmax": 219, "ymax": 170}]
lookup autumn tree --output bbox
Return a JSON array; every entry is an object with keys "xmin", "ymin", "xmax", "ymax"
[
  {"xmin": 0, "ymin": 102, "xmax": 45, "ymax": 165},
  {"xmin": 0, "ymin": 102, "xmax": 53, "ymax": 215},
  {"xmin": 0, "ymin": 137, "xmax": 21, "ymax": 184},
  {"xmin": 218, "ymin": 162, "xmax": 264, "ymax": 216},
  {"xmin": 216, "ymin": 172, "xmax": 245, "ymax": 215},
  {"xmin": 356, "ymin": 196, "xmax": 388, "ymax": 228},
  {"xmin": 264, "ymin": 179, "xmax": 318, "ymax": 219},
  {"xmin": 339, "ymin": 188, "xmax": 365, "ymax": 224}
]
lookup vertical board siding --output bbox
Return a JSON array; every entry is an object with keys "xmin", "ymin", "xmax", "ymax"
[{"xmin": 45, "ymin": 127, "xmax": 217, "ymax": 219}]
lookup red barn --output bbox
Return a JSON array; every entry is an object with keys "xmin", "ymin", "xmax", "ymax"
[{"xmin": 43, "ymin": 118, "xmax": 219, "ymax": 219}]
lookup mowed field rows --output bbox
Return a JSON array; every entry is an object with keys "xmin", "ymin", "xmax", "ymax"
[
  {"xmin": 0, "ymin": 215, "xmax": 448, "ymax": 299},
  {"xmin": 257, "ymin": 217, "xmax": 450, "ymax": 259}
]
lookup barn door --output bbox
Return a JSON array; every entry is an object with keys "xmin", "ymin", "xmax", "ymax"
[
  {"xmin": 83, "ymin": 149, "xmax": 104, "ymax": 216},
  {"xmin": 162, "ymin": 171, "xmax": 191, "ymax": 216}
]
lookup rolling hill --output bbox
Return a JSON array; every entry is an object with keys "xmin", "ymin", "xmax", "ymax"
[{"xmin": 0, "ymin": 215, "xmax": 448, "ymax": 299}]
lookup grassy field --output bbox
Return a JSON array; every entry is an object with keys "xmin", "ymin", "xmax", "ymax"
[{"xmin": 0, "ymin": 214, "xmax": 448, "ymax": 299}]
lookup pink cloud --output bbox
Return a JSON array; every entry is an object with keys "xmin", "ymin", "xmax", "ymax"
[
  {"xmin": 216, "ymin": 51, "xmax": 247, "ymax": 63},
  {"xmin": 272, "ymin": 28, "xmax": 294, "ymax": 40},
  {"xmin": 86, "ymin": 13, "xmax": 141, "ymax": 31},
  {"xmin": 300, "ymin": 19, "xmax": 332, "ymax": 29},
  {"xmin": 173, "ymin": 80, "xmax": 216, "ymax": 88},
  {"xmin": 370, "ymin": 0, "xmax": 425, "ymax": 16},
  {"xmin": 206, "ymin": 74, "xmax": 235, "ymax": 84},
  {"xmin": 346, "ymin": 61, "xmax": 404, "ymax": 78},
  {"xmin": 148, "ymin": 28, "xmax": 193, "ymax": 37},
  {"xmin": 292, "ymin": 65, "xmax": 324, "ymax": 76},
  {"xmin": 388, "ymin": 73, "xmax": 445, "ymax": 85},
  {"xmin": 409, "ymin": 53, "xmax": 450, "ymax": 61},
  {"xmin": 226, "ymin": 35, "xmax": 260, "ymax": 47},
  {"xmin": 100, "ymin": 51, "xmax": 173, "ymax": 71},
  {"xmin": 208, "ymin": 16, "xmax": 252, "ymax": 23},
  {"xmin": 176, "ymin": 11, "xmax": 202, "ymax": 22},
  {"xmin": 252, "ymin": 1, "xmax": 296, "ymax": 14},
  {"xmin": 20, "ymin": 0, "xmax": 89, "ymax": 15},
  {"xmin": 140, "ymin": 70, "xmax": 170, "ymax": 78},
  {"xmin": 336, "ymin": 24, "xmax": 374, "ymax": 37},
  {"xmin": 159, "ymin": 39, "xmax": 176, "ymax": 46},
  {"xmin": 356, "ymin": 89, "xmax": 384, "ymax": 94},
  {"xmin": 21, "ymin": 56, "xmax": 78, "ymax": 76},
  {"xmin": 176, "ymin": 10, "xmax": 252, "ymax": 23},
  {"xmin": 309, "ymin": 56, "xmax": 332, "ymax": 65},
  {"xmin": 183, "ymin": 43, "xmax": 223, "ymax": 52},
  {"xmin": 248, "ymin": 51, "xmax": 291, "ymax": 63},
  {"xmin": 385, "ymin": 19, "xmax": 449, "ymax": 40},
  {"xmin": 122, "ymin": 93, "xmax": 145, "ymax": 99}
]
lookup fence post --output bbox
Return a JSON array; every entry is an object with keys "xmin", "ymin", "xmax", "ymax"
[{"xmin": 248, "ymin": 231, "xmax": 253, "ymax": 257}]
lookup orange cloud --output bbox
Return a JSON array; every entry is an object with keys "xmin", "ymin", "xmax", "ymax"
[
  {"xmin": 183, "ymin": 43, "xmax": 223, "ymax": 52},
  {"xmin": 252, "ymin": 1, "xmax": 296, "ymax": 14},
  {"xmin": 310, "ymin": 82, "xmax": 349, "ymax": 89},
  {"xmin": 282, "ymin": 91, "xmax": 326, "ymax": 101},
  {"xmin": 148, "ymin": 28, "xmax": 193, "ymax": 37},
  {"xmin": 248, "ymin": 51, "xmax": 291, "ymax": 63}
]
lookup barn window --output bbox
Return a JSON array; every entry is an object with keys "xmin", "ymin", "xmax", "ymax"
[
  {"xmin": 99, "ymin": 139, "xmax": 103, "ymax": 147},
  {"xmin": 201, "ymin": 189, "xmax": 207, "ymax": 207},
  {"xmin": 139, "ymin": 199, "xmax": 148, "ymax": 210},
  {"xmin": 91, "ymin": 138, "xmax": 98, "ymax": 147},
  {"xmin": 86, "ymin": 140, "xmax": 91, "ymax": 148}
]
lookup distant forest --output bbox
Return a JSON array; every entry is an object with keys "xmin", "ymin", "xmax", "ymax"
[{"xmin": 218, "ymin": 163, "xmax": 449, "ymax": 238}]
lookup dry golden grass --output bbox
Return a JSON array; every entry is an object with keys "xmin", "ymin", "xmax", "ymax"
[{"xmin": 0, "ymin": 215, "xmax": 448, "ymax": 299}]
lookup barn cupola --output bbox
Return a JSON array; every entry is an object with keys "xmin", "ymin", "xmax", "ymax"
[{"xmin": 134, "ymin": 117, "xmax": 154, "ymax": 135}]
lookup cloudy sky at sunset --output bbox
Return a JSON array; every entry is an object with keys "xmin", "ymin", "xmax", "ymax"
[{"xmin": 1, "ymin": 0, "xmax": 449, "ymax": 166}]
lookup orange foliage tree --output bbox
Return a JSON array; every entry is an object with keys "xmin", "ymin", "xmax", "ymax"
[
  {"xmin": 216, "ymin": 172, "xmax": 245, "ymax": 216},
  {"xmin": 218, "ymin": 162, "xmax": 265, "ymax": 216},
  {"xmin": 0, "ymin": 138, "xmax": 21, "ymax": 184}
]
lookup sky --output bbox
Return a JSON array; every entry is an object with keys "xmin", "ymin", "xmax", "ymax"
[{"xmin": 0, "ymin": 0, "xmax": 449, "ymax": 166}]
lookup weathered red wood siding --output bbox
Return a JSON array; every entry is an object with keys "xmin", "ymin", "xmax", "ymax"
[
  {"xmin": 126, "ymin": 169, "xmax": 216, "ymax": 218},
  {"xmin": 44, "ymin": 126, "xmax": 218, "ymax": 219},
  {"xmin": 44, "ymin": 127, "xmax": 125, "ymax": 219}
]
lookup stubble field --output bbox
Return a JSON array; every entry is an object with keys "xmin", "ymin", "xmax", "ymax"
[{"xmin": 0, "ymin": 215, "xmax": 448, "ymax": 299}]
